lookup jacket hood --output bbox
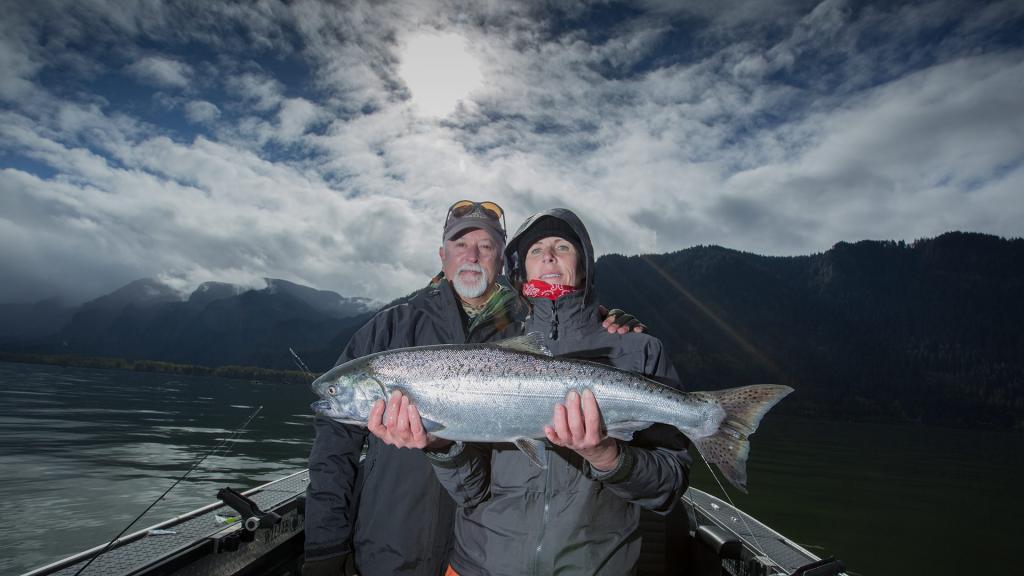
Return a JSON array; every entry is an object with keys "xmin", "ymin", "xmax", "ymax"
[{"xmin": 505, "ymin": 208, "xmax": 596, "ymax": 305}]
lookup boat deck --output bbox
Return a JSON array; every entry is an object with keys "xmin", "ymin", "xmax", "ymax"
[{"xmin": 22, "ymin": 470, "xmax": 310, "ymax": 576}]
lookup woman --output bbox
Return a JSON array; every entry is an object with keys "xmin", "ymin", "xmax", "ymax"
[{"xmin": 428, "ymin": 208, "xmax": 691, "ymax": 575}]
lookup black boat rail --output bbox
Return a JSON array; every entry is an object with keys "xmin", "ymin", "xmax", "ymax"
[{"xmin": 685, "ymin": 489, "xmax": 847, "ymax": 576}]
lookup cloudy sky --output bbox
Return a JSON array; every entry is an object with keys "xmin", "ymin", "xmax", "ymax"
[{"xmin": 1, "ymin": 0, "xmax": 1022, "ymax": 304}]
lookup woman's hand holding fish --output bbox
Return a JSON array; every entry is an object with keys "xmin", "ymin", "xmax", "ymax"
[
  {"xmin": 368, "ymin": 391, "xmax": 452, "ymax": 451},
  {"xmin": 544, "ymin": 389, "xmax": 620, "ymax": 471}
]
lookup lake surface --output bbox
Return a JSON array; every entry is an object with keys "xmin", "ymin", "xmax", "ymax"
[
  {"xmin": 1, "ymin": 361, "xmax": 1021, "ymax": 575},
  {"xmin": 0, "ymin": 362, "xmax": 312, "ymax": 575}
]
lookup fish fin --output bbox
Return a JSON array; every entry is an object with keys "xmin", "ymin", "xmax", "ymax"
[
  {"xmin": 419, "ymin": 417, "xmax": 445, "ymax": 433},
  {"xmin": 494, "ymin": 332, "xmax": 553, "ymax": 356},
  {"xmin": 514, "ymin": 438, "xmax": 548, "ymax": 468},
  {"xmin": 690, "ymin": 384, "xmax": 793, "ymax": 494},
  {"xmin": 605, "ymin": 421, "xmax": 655, "ymax": 441}
]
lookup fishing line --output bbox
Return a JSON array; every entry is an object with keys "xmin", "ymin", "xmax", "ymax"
[
  {"xmin": 693, "ymin": 450, "xmax": 776, "ymax": 567},
  {"xmin": 73, "ymin": 405, "xmax": 264, "ymax": 576}
]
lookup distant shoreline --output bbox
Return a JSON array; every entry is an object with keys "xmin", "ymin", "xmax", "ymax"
[{"xmin": 0, "ymin": 351, "xmax": 315, "ymax": 384}]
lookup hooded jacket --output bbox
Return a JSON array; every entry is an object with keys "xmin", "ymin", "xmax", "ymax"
[
  {"xmin": 429, "ymin": 209, "xmax": 691, "ymax": 575},
  {"xmin": 304, "ymin": 279, "xmax": 523, "ymax": 576}
]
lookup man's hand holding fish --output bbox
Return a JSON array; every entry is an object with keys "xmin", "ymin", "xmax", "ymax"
[{"xmin": 367, "ymin": 390, "xmax": 451, "ymax": 451}]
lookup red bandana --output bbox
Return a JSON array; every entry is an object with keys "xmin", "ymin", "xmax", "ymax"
[{"xmin": 522, "ymin": 279, "xmax": 578, "ymax": 301}]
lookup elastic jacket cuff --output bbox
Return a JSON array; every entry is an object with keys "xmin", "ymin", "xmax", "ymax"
[
  {"xmin": 424, "ymin": 441, "xmax": 465, "ymax": 468},
  {"xmin": 590, "ymin": 442, "xmax": 635, "ymax": 484}
]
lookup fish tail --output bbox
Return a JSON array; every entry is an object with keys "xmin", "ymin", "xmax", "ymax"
[{"xmin": 691, "ymin": 384, "xmax": 793, "ymax": 493}]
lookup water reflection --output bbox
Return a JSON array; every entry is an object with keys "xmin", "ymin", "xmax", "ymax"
[{"xmin": 0, "ymin": 362, "xmax": 314, "ymax": 574}]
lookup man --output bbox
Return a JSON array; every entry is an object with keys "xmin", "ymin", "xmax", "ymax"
[{"xmin": 303, "ymin": 200, "xmax": 518, "ymax": 576}]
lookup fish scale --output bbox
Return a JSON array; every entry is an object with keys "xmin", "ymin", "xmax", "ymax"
[{"xmin": 311, "ymin": 334, "xmax": 792, "ymax": 492}]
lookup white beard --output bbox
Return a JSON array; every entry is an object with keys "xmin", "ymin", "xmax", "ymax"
[{"xmin": 452, "ymin": 263, "xmax": 489, "ymax": 299}]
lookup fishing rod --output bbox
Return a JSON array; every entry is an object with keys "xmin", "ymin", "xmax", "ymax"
[
  {"xmin": 73, "ymin": 405, "xmax": 264, "ymax": 576},
  {"xmin": 289, "ymin": 347, "xmax": 313, "ymax": 376}
]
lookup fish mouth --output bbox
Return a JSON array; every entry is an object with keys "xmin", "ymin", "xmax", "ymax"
[{"xmin": 310, "ymin": 400, "xmax": 333, "ymax": 415}]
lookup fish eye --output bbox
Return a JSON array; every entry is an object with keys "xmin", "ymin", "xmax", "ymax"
[{"xmin": 327, "ymin": 386, "xmax": 337, "ymax": 395}]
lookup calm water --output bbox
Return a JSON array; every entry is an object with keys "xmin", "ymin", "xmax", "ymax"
[
  {"xmin": 0, "ymin": 362, "xmax": 313, "ymax": 574},
  {"xmin": 1, "ymin": 361, "xmax": 1021, "ymax": 575}
]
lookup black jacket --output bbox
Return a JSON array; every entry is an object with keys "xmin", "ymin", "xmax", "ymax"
[{"xmin": 304, "ymin": 280, "xmax": 522, "ymax": 575}]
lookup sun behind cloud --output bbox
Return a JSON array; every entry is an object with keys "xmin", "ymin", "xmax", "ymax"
[{"xmin": 397, "ymin": 31, "xmax": 484, "ymax": 118}]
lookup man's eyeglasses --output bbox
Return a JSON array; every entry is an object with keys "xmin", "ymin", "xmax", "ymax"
[{"xmin": 444, "ymin": 200, "xmax": 506, "ymax": 234}]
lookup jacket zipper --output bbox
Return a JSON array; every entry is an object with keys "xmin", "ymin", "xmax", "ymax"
[
  {"xmin": 533, "ymin": 449, "xmax": 552, "ymax": 575},
  {"xmin": 533, "ymin": 298, "xmax": 563, "ymax": 573},
  {"xmin": 549, "ymin": 300, "xmax": 560, "ymax": 340}
]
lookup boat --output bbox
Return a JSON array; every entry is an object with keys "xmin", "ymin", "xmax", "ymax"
[
  {"xmin": 19, "ymin": 471, "xmax": 308, "ymax": 576},
  {"xmin": 20, "ymin": 470, "xmax": 845, "ymax": 576}
]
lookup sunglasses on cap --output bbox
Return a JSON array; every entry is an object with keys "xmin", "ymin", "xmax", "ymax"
[{"xmin": 444, "ymin": 200, "xmax": 506, "ymax": 232}]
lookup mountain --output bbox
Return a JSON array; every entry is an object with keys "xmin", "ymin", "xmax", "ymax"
[
  {"xmin": 1, "ymin": 278, "xmax": 179, "ymax": 345},
  {"xmin": 187, "ymin": 281, "xmax": 242, "ymax": 308},
  {"xmin": 56, "ymin": 278, "xmax": 184, "ymax": 347},
  {"xmin": 0, "ymin": 298, "xmax": 76, "ymax": 342},
  {"xmin": 594, "ymin": 232, "xmax": 1024, "ymax": 427},
  {"xmin": 3, "ymin": 278, "xmax": 380, "ymax": 370},
  {"xmin": 263, "ymin": 278, "xmax": 379, "ymax": 319}
]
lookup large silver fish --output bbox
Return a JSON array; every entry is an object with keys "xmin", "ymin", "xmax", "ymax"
[{"xmin": 311, "ymin": 334, "xmax": 792, "ymax": 492}]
